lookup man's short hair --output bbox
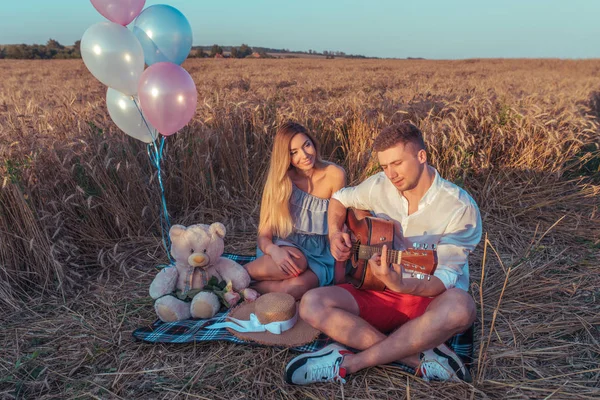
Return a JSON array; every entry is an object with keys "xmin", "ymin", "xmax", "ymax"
[{"xmin": 373, "ymin": 123, "xmax": 426, "ymax": 154}]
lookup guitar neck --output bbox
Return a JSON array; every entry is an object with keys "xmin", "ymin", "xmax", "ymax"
[{"xmin": 355, "ymin": 244, "xmax": 402, "ymax": 264}]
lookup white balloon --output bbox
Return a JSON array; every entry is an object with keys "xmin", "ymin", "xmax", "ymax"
[
  {"xmin": 81, "ymin": 22, "xmax": 144, "ymax": 95},
  {"xmin": 106, "ymin": 88, "xmax": 157, "ymax": 143}
]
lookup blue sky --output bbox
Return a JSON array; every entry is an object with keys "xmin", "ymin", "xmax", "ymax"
[{"xmin": 1, "ymin": 0, "xmax": 599, "ymax": 59}]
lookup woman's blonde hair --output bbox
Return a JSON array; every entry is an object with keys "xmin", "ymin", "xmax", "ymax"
[{"xmin": 258, "ymin": 122, "xmax": 322, "ymax": 238}]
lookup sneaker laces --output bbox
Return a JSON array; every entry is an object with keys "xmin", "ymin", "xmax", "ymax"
[
  {"xmin": 419, "ymin": 360, "xmax": 456, "ymax": 382},
  {"xmin": 307, "ymin": 360, "xmax": 346, "ymax": 384}
]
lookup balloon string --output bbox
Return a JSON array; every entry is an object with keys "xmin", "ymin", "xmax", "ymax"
[
  {"xmin": 147, "ymin": 137, "xmax": 173, "ymax": 263},
  {"xmin": 132, "ymin": 97, "xmax": 157, "ymax": 142},
  {"xmin": 134, "ymin": 96, "xmax": 173, "ymax": 263}
]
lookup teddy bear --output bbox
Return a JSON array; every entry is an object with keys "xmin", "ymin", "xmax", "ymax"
[{"xmin": 149, "ymin": 222, "xmax": 258, "ymax": 322}]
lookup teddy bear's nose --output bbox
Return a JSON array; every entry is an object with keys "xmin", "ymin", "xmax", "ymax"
[
  {"xmin": 193, "ymin": 254, "xmax": 206, "ymax": 264},
  {"xmin": 190, "ymin": 253, "xmax": 208, "ymax": 267}
]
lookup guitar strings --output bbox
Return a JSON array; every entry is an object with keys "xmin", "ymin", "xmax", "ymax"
[
  {"xmin": 349, "ymin": 243, "xmax": 433, "ymax": 275},
  {"xmin": 350, "ymin": 243, "xmax": 400, "ymax": 261}
]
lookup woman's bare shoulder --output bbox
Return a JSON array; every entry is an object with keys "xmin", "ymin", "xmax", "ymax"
[
  {"xmin": 324, "ymin": 163, "xmax": 345, "ymax": 177},
  {"xmin": 321, "ymin": 162, "xmax": 346, "ymax": 189}
]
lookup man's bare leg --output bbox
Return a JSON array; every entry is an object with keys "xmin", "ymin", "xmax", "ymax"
[
  {"xmin": 299, "ymin": 286, "xmax": 387, "ymax": 348},
  {"xmin": 341, "ymin": 289, "xmax": 475, "ymax": 372},
  {"xmin": 300, "ymin": 287, "xmax": 476, "ymax": 371}
]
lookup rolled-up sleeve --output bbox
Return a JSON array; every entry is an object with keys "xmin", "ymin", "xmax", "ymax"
[
  {"xmin": 332, "ymin": 173, "xmax": 381, "ymax": 210},
  {"xmin": 433, "ymin": 202, "xmax": 482, "ymax": 289}
]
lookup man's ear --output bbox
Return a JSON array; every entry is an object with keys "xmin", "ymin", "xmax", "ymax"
[{"xmin": 417, "ymin": 149, "xmax": 427, "ymax": 164}]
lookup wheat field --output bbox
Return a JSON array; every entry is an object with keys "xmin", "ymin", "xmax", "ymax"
[{"xmin": 0, "ymin": 58, "xmax": 599, "ymax": 399}]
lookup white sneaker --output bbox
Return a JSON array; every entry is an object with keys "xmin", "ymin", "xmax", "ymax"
[
  {"xmin": 417, "ymin": 343, "xmax": 472, "ymax": 382},
  {"xmin": 284, "ymin": 343, "xmax": 352, "ymax": 385}
]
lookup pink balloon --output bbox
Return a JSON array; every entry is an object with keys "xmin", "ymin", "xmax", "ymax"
[
  {"xmin": 90, "ymin": 0, "xmax": 146, "ymax": 26},
  {"xmin": 138, "ymin": 62, "xmax": 198, "ymax": 136}
]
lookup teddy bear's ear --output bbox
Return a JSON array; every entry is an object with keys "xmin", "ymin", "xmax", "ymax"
[
  {"xmin": 209, "ymin": 222, "xmax": 226, "ymax": 238},
  {"xmin": 169, "ymin": 225, "xmax": 187, "ymax": 238}
]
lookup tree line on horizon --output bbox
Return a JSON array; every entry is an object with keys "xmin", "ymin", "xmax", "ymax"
[
  {"xmin": 0, "ymin": 39, "xmax": 368, "ymax": 60},
  {"xmin": 0, "ymin": 39, "xmax": 81, "ymax": 59},
  {"xmin": 192, "ymin": 45, "xmax": 367, "ymax": 59},
  {"xmin": 191, "ymin": 44, "xmax": 260, "ymax": 58}
]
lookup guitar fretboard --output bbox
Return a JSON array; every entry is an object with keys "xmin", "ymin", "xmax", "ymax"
[{"xmin": 352, "ymin": 243, "xmax": 401, "ymax": 264}]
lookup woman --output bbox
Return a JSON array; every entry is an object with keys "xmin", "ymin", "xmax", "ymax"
[{"xmin": 245, "ymin": 122, "xmax": 346, "ymax": 300}]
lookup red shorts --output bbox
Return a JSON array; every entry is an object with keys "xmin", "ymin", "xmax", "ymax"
[{"xmin": 338, "ymin": 283, "xmax": 435, "ymax": 333}]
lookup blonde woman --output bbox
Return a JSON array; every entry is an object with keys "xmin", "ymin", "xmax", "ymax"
[{"xmin": 244, "ymin": 122, "xmax": 346, "ymax": 300}]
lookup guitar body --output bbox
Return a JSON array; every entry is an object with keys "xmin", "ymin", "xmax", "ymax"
[
  {"xmin": 344, "ymin": 208, "xmax": 439, "ymax": 291},
  {"xmin": 345, "ymin": 209, "xmax": 393, "ymax": 291}
]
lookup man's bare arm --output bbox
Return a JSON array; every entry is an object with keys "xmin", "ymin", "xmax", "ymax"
[{"xmin": 328, "ymin": 198, "xmax": 347, "ymax": 239}]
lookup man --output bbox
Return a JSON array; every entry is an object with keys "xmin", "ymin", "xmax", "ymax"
[{"xmin": 284, "ymin": 123, "xmax": 482, "ymax": 384}]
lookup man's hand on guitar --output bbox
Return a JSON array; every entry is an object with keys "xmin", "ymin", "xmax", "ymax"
[
  {"xmin": 368, "ymin": 244, "xmax": 404, "ymax": 290},
  {"xmin": 330, "ymin": 231, "xmax": 352, "ymax": 261}
]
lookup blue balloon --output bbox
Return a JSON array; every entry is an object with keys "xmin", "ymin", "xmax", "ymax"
[{"xmin": 133, "ymin": 5, "xmax": 193, "ymax": 66}]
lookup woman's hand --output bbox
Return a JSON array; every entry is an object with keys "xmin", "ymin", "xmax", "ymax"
[{"xmin": 269, "ymin": 245, "xmax": 303, "ymax": 277}]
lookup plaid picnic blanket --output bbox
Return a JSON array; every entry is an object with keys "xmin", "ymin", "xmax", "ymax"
[{"xmin": 132, "ymin": 253, "xmax": 474, "ymax": 374}]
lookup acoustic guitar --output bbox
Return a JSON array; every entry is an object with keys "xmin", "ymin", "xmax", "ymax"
[{"xmin": 344, "ymin": 208, "xmax": 438, "ymax": 291}]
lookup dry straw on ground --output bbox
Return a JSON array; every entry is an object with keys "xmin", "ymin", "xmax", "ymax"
[{"xmin": 0, "ymin": 58, "xmax": 599, "ymax": 399}]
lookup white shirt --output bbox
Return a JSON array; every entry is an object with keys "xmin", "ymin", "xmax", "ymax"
[{"xmin": 332, "ymin": 169, "xmax": 482, "ymax": 291}]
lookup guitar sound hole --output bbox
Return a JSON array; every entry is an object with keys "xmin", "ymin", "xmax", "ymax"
[{"xmin": 351, "ymin": 240, "xmax": 360, "ymax": 266}]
